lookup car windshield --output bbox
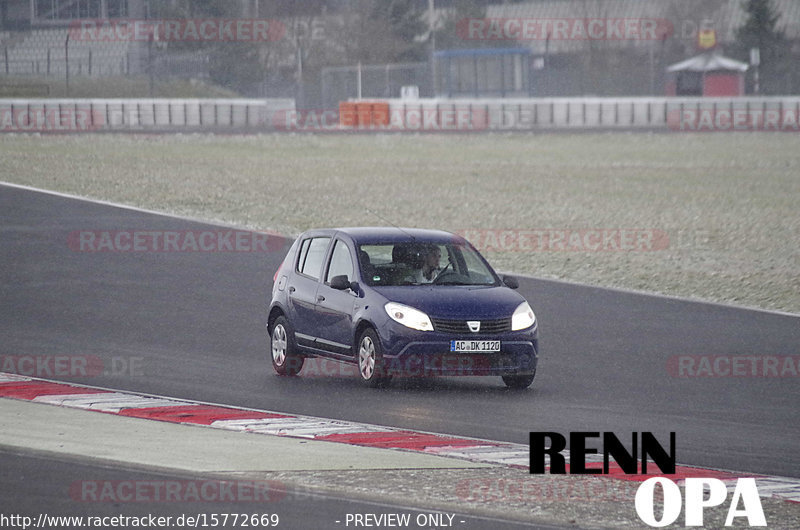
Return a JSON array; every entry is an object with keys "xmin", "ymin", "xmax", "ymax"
[{"xmin": 358, "ymin": 242, "xmax": 499, "ymax": 287}]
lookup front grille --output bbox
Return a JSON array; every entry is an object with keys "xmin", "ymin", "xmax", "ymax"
[{"xmin": 431, "ymin": 317, "xmax": 512, "ymax": 334}]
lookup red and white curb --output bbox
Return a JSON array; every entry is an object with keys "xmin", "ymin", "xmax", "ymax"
[{"xmin": 1, "ymin": 372, "xmax": 799, "ymax": 503}]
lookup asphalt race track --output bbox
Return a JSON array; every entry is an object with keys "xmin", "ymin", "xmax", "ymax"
[
  {"xmin": 1, "ymin": 447, "xmax": 559, "ymax": 530},
  {"xmin": 2, "ymin": 182, "xmax": 799, "ymax": 487}
]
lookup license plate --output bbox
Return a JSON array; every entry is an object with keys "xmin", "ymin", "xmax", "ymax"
[{"xmin": 450, "ymin": 340, "xmax": 500, "ymax": 352}]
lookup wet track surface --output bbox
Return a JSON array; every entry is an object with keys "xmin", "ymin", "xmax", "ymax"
[
  {"xmin": 2, "ymin": 183, "xmax": 799, "ymax": 479},
  {"xmin": 0, "ymin": 448, "xmax": 556, "ymax": 530}
]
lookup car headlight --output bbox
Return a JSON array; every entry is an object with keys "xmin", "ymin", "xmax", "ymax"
[
  {"xmin": 511, "ymin": 301, "xmax": 536, "ymax": 331},
  {"xmin": 385, "ymin": 302, "xmax": 434, "ymax": 332}
]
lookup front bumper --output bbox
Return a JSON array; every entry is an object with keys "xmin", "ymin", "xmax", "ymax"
[{"xmin": 377, "ymin": 319, "xmax": 538, "ymax": 377}]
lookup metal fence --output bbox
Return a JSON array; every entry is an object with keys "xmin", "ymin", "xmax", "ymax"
[
  {"xmin": 320, "ymin": 62, "xmax": 430, "ymax": 110},
  {"xmin": 2, "ymin": 49, "xmax": 135, "ymax": 76}
]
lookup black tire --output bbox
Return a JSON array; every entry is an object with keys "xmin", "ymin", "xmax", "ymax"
[
  {"xmin": 502, "ymin": 371, "xmax": 536, "ymax": 389},
  {"xmin": 270, "ymin": 316, "xmax": 304, "ymax": 376},
  {"xmin": 357, "ymin": 328, "xmax": 392, "ymax": 388}
]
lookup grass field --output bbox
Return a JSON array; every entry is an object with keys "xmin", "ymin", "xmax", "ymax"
[{"xmin": 2, "ymin": 132, "xmax": 798, "ymax": 314}]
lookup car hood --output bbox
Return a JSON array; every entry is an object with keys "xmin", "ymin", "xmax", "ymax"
[{"xmin": 372, "ymin": 285, "xmax": 526, "ymax": 320}]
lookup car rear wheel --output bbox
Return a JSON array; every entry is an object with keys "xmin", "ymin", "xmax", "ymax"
[
  {"xmin": 502, "ymin": 371, "xmax": 535, "ymax": 389},
  {"xmin": 357, "ymin": 328, "xmax": 391, "ymax": 388},
  {"xmin": 271, "ymin": 316, "xmax": 304, "ymax": 376}
]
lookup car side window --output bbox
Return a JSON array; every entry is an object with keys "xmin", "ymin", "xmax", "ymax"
[
  {"xmin": 295, "ymin": 238, "xmax": 311, "ymax": 273},
  {"xmin": 326, "ymin": 240, "xmax": 354, "ymax": 283},
  {"xmin": 298, "ymin": 237, "xmax": 330, "ymax": 280}
]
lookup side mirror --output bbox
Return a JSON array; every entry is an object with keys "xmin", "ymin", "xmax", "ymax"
[
  {"xmin": 502, "ymin": 275, "xmax": 519, "ymax": 289},
  {"xmin": 330, "ymin": 275, "xmax": 352, "ymax": 290}
]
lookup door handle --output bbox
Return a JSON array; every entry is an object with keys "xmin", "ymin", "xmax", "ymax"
[{"xmin": 317, "ymin": 295, "xmax": 326, "ymax": 302}]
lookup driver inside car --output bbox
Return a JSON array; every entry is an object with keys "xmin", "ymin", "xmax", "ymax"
[{"xmin": 412, "ymin": 244, "xmax": 443, "ymax": 284}]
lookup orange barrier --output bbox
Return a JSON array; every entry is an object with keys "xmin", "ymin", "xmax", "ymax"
[
  {"xmin": 338, "ymin": 101, "xmax": 357, "ymax": 127},
  {"xmin": 339, "ymin": 100, "xmax": 390, "ymax": 128},
  {"xmin": 371, "ymin": 102, "xmax": 390, "ymax": 127},
  {"xmin": 356, "ymin": 102, "xmax": 372, "ymax": 127}
]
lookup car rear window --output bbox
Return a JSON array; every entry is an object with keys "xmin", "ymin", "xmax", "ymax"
[{"xmin": 297, "ymin": 237, "xmax": 330, "ymax": 280}]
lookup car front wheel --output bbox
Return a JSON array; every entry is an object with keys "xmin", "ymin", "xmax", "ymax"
[
  {"xmin": 502, "ymin": 371, "xmax": 535, "ymax": 389},
  {"xmin": 271, "ymin": 316, "xmax": 304, "ymax": 376},
  {"xmin": 357, "ymin": 328, "xmax": 391, "ymax": 388}
]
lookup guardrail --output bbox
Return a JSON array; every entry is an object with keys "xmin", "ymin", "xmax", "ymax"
[
  {"xmin": 3, "ymin": 96, "xmax": 799, "ymax": 133},
  {"xmin": 380, "ymin": 97, "xmax": 800, "ymax": 132},
  {"xmin": 0, "ymin": 98, "xmax": 295, "ymax": 132}
]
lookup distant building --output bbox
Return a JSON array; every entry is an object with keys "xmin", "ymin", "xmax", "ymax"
[{"xmin": 666, "ymin": 51, "xmax": 748, "ymax": 96}]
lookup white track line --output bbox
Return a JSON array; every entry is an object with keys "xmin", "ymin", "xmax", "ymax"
[{"xmin": 3, "ymin": 180, "xmax": 796, "ymax": 317}]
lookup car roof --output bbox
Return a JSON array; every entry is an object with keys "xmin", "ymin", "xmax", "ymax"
[{"xmin": 301, "ymin": 227, "xmax": 466, "ymax": 245}]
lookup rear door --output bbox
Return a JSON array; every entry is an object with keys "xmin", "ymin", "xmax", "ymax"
[{"xmin": 287, "ymin": 235, "xmax": 330, "ymax": 350}]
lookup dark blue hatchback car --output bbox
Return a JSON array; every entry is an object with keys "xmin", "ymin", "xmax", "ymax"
[{"xmin": 267, "ymin": 228, "xmax": 539, "ymax": 388}]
